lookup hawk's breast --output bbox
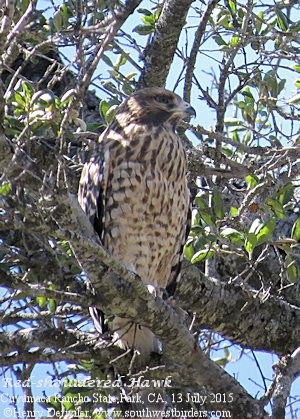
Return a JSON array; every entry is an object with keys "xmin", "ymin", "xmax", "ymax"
[{"xmin": 102, "ymin": 124, "xmax": 189, "ymax": 290}]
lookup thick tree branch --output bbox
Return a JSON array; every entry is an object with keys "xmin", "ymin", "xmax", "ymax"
[
  {"xmin": 177, "ymin": 264, "xmax": 300, "ymax": 354},
  {"xmin": 1, "ymin": 260, "xmax": 268, "ymax": 418},
  {"xmin": 0, "ymin": 327, "xmax": 121, "ymax": 368},
  {"xmin": 138, "ymin": 0, "xmax": 194, "ymax": 88}
]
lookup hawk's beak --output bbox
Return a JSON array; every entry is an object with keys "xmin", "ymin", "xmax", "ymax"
[
  {"xmin": 185, "ymin": 104, "xmax": 196, "ymax": 117},
  {"xmin": 178, "ymin": 100, "xmax": 196, "ymax": 118},
  {"xmin": 171, "ymin": 99, "xmax": 196, "ymax": 121}
]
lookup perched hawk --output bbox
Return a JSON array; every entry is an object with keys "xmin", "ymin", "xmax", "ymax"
[{"xmin": 78, "ymin": 87, "xmax": 195, "ymax": 356}]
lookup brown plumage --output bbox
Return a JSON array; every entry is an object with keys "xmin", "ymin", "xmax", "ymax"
[{"xmin": 78, "ymin": 87, "xmax": 195, "ymax": 356}]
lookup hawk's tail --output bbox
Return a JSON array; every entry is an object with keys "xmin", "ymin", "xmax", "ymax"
[
  {"xmin": 90, "ymin": 313, "xmax": 171, "ymax": 418},
  {"xmin": 112, "ymin": 316, "xmax": 161, "ymax": 357}
]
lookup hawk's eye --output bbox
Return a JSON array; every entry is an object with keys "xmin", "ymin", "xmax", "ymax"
[{"xmin": 155, "ymin": 95, "xmax": 171, "ymax": 104}]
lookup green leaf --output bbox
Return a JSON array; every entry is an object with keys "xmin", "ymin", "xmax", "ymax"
[
  {"xmin": 125, "ymin": 72, "xmax": 137, "ymax": 80},
  {"xmin": 249, "ymin": 218, "xmax": 264, "ymax": 234},
  {"xmin": 278, "ymin": 183, "xmax": 294, "ymax": 205},
  {"xmin": 137, "ymin": 8, "xmax": 153, "ymax": 16},
  {"xmin": 12, "ymin": 91, "xmax": 26, "ymax": 107},
  {"xmin": 231, "ymin": 34, "xmax": 240, "ymax": 47},
  {"xmin": 191, "ymin": 249, "xmax": 214, "ymax": 263},
  {"xmin": 255, "ymin": 11, "xmax": 264, "ymax": 33},
  {"xmin": 276, "ymin": 9, "xmax": 289, "ymax": 31},
  {"xmin": 0, "ymin": 182, "xmax": 11, "ymax": 196},
  {"xmin": 245, "ymin": 232, "xmax": 257, "ymax": 257},
  {"xmin": 228, "ymin": 0, "xmax": 236, "ymax": 13},
  {"xmin": 99, "ymin": 100, "xmax": 110, "ymax": 120},
  {"xmin": 243, "ymin": 130, "xmax": 252, "ymax": 145},
  {"xmin": 291, "ymin": 64, "xmax": 300, "ymax": 72},
  {"xmin": 221, "ymin": 228, "xmax": 245, "ymax": 246},
  {"xmin": 294, "ymin": 79, "xmax": 300, "ymax": 89},
  {"xmin": 267, "ymin": 198, "xmax": 285, "ymax": 219},
  {"xmin": 217, "ymin": 13, "xmax": 231, "ymax": 28},
  {"xmin": 4, "ymin": 115, "xmax": 24, "ymax": 135},
  {"xmin": 102, "ymin": 54, "xmax": 114, "ymax": 67},
  {"xmin": 245, "ymin": 175, "xmax": 258, "ymax": 189},
  {"xmin": 194, "ymin": 236, "xmax": 210, "ymax": 250},
  {"xmin": 230, "ymin": 206, "xmax": 239, "ymax": 216},
  {"xmin": 291, "ymin": 219, "xmax": 300, "ymax": 242},
  {"xmin": 154, "ymin": 8, "xmax": 161, "ymax": 21},
  {"xmin": 195, "ymin": 196, "xmax": 215, "ymax": 224},
  {"xmin": 22, "ymin": 81, "xmax": 34, "ymax": 97},
  {"xmin": 133, "ymin": 24, "xmax": 154, "ymax": 35},
  {"xmin": 195, "ymin": 195, "xmax": 207, "ymax": 210},
  {"xmin": 200, "ymin": 210, "xmax": 214, "ymax": 226},
  {"xmin": 48, "ymin": 298, "xmax": 56, "ymax": 313},
  {"xmin": 234, "ymin": 101, "xmax": 245, "ymax": 110},
  {"xmin": 285, "ymin": 255, "xmax": 298, "ymax": 283},
  {"xmin": 215, "ymin": 357, "xmax": 230, "ymax": 367},
  {"xmin": 53, "ymin": 10, "xmax": 63, "ymax": 31},
  {"xmin": 116, "ymin": 55, "xmax": 127, "ymax": 68},
  {"xmin": 183, "ymin": 238, "xmax": 194, "ymax": 261},
  {"xmin": 142, "ymin": 14, "xmax": 155, "ymax": 25},
  {"xmin": 194, "ymin": 196, "xmax": 214, "ymax": 225},
  {"xmin": 245, "ymin": 218, "xmax": 270, "ymax": 257},
  {"xmin": 214, "ymin": 346, "xmax": 232, "ymax": 366},
  {"xmin": 213, "ymin": 34, "xmax": 228, "ymax": 46},
  {"xmin": 36, "ymin": 296, "xmax": 47, "ymax": 308},
  {"xmin": 87, "ymin": 121, "xmax": 102, "ymax": 131},
  {"xmin": 263, "ymin": 70, "xmax": 278, "ymax": 97},
  {"xmin": 242, "ymin": 88, "xmax": 255, "ymax": 101},
  {"xmin": 212, "ymin": 187, "xmax": 225, "ymax": 219},
  {"xmin": 232, "ymin": 129, "xmax": 240, "ymax": 143},
  {"xmin": 224, "ymin": 118, "xmax": 244, "ymax": 126},
  {"xmin": 104, "ymin": 105, "xmax": 118, "ymax": 124},
  {"xmin": 256, "ymin": 218, "xmax": 276, "ymax": 246}
]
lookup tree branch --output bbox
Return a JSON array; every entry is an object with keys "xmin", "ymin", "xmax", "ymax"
[
  {"xmin": 270, "ymin": 348, "xmax": 300, "ymax": 419},
  {"xmin": 177, "ymin": 263, "xmax": 300, "ymax": 354},
  {"xmin": 138, "ymin": 0, "xmax": 194, "ymax": 88},
  {"xmin": 183, "ymin": 0, "xmax": 220, "ymax": 102}
]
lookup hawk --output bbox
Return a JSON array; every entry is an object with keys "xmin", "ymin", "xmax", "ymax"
[{"xmin": 78, "ymin": 87, "xmax": 195, "ymax": 356}]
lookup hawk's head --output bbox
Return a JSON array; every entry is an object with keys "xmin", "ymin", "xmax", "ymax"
[{"xmin": 116, "ymin": 87, "xmax": 196, "ymax": 127}]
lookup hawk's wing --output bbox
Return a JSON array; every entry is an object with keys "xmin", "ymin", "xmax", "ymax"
[
  {"xmin": 78, "ymin": 135, "xmax": 109, "ymax": 242},
  {"xmin": 78, "ymin": 135, "xmax": 110, "ymax": 334},
  {"xmin": 166, "ymin": 196, "xmax": 191, "ymax": 297}
]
